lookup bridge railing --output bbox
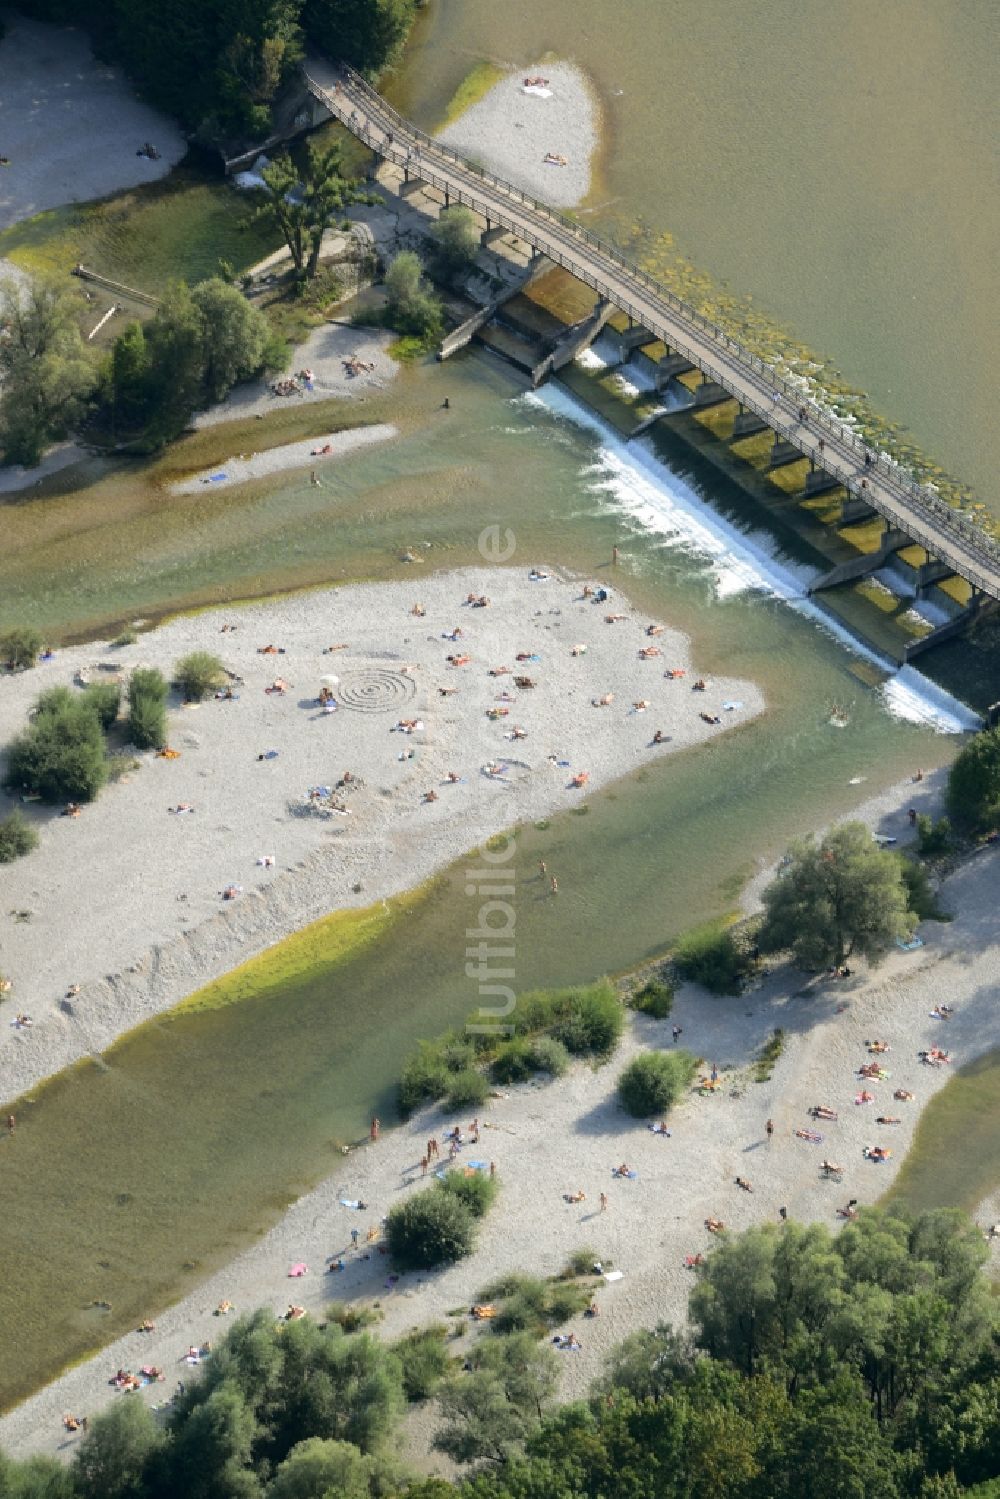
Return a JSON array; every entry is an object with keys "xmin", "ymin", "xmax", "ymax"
[{"xmin": 305, "ymin": 68, "xmax": 1000, "ymax": 590}]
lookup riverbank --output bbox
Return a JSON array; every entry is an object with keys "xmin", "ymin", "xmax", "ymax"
[
  {"xmin": 171, "ymin": 421, "xmax": 398, "ymax": 491},
  {"xmin": 3, "ymin": 820, "xmax": 997, "ymax": 1461},
  {"xmin": 0, "ymin": 567, "xmax": 761, "ymax": 1106}
]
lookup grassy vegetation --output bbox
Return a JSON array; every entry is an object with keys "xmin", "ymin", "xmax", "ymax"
[
  {"xmin": 435, "ymin": 61, "xmax": 507, "ymax": 130},
  {"xmin": 475, "ymin": 1271, "xmax": 594, "ymax": 1337},
  {"xmin": 0, "ymin": 169, "xmax": 282, "ymax": 295},
  {"xmin": 885, "ymin": 1051, "xmax": 1000, "ymax": 1215},
  {"xmin": 172, "ymin": 886, "xmax": 428, "ymax": 1016},
  {"xmin": 628, "ymin": 976, "xmax": 674, "ymax": 1019},
  {"xmin": 397, "ymin": 980, "xmax": 623, "ymax": 1116},
  {"xmin": 672, "ymin": 917, "xmax": 750, "ymax": 995},
  {"xmin": 394, "ymin": 1324, "xmax": 452, "ymax": 1401},
  {"xmin": 753, "ymin": 1028, "xmax": 785, "ymax": 1082}
]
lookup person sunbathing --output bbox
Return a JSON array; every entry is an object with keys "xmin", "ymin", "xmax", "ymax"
[
  {"xmin": 570, "ymin": 772, "xmax": 590, "ymax": 788},
  {"xmin": 652, "ymin": 729, "xmax": 670, "ymax": 744},
  {"xmin": 514, "ymin": 675, "xmax": 536, "ymax": 688},
  {"xmin": 705, "ymin": 1217, "xmax": 726, "ymax": 1234},
  {"xmin": 633, "ymin": 699, "xmax": 651, "ymax": 711},
  {"xmin": 447, "ymin": 653, "xmax": 471, "ymax": 666},
  {"xmin": 894, "ymin": 1089, "xmax": 915, "ymax": 1101},
  {"xmin": 700, "ymin": 712, "xmax": 722, "ymax": 725},
  {"xmin": 692, "ymin": 678, "xmax": 707, "ymax": 691},
  {"xmin": 487, "ymin": 707, "xmax": 510, "ymax": 719},
  {"xmin": 876, "ymin": 1116, "xmax": 901, "ymax": 1125},
  {"xmin": 867, "ymin": 1040, "xmax": 890, "ymax": 1053},
  {"xmin": 423, "ymin": 789, "xmax": 438, "ymax": 802},
  {"xmin": 855, "ymin": 1090, "xmax": 874, "ymax": 1104},
  {"xmin": 604, "ymin": 612, "xmax": 626, "ymax": 623},
  {"xmin": 795, "ymin": 1128, "xmax": 822, "ymax": 1142},
  {"xmin": 138, "ymin": 1318, "xmax": 156, "ymax": 1332},
  {"xmin": 811, "ymin": 1105, "xmax": 839, "ymax": 1120},
  {"xmin": 285, "ymin": 1305, "xmax": 306, "ymax": 1321},
  {"xmin": 735, "ymin": 1177, "xmax": 753, "ymax": 1192},
  {"xmin": 646, "ymin": 624, "xmax": 665, "ymax": 636},
  {"xmin": 821, "ymin": 1160, "xmax": 844, "ymax": 1176},
  {"xmin": 638, "ymin": 646, "xmax": 661, "ymax": 659},
  {"xmin": 592, "ymin": 692, "xmax": 614, "ymax": 707},
  {"xmin": 489, "ymin": 665, "xmax": 512, "ymax": 676},
  {"xmin": 664, "ymin": 668, "xmax": 687, "ymax": 679},
  {"xmin": 563, "ymin": 1190, "xmax": 586, "ymax": 1204},
  {"xmin": 613, "ymin": 1163, "xmax": 632, "ymax": 1178},
  {"xmin": 507, "ymin": 725, "xmax": 528, "ymax": 740},
  {"xmin": 838, "ymin": 1201, "xmax": 859, "ymax": 1219},
  {"xmin": 863, "ymin": 1145, "xmax": 892, "ymax": 1161},
  {"xmin": 471, "ymin": 1303, "xmax": 497, "ymax": 1319}
]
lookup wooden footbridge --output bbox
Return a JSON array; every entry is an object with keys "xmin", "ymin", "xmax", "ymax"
[{"xmin": 304, "ymin": 64, "xmax": 1000, "ymax": 608}]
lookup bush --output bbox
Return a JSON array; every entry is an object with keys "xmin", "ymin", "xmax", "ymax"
[
  {"xmin": 5, "ymin": 694, "xmax": 108, "ymax": 803},
  {"xmin": 630, "ymin": 978, "xmax": 674, "ymax": 1019},
  {"xmin": 946, "ymin": 727, "xmax": 1000, "ymax": 831},
  {"xmin": 326, "ymin": 1301, "xmax": 382, "ymax": 1333},
  {"xmin": 127, "ymin": 667, "xmax": 168, "ymax": 750},
  {"xmin": 673, "ymin": 921, "xmax": 748, "ymax": 995},
  {"xmin": 445, "ymin": 1067, "xmax": 490, "ymax": 1110},
  {"xmin": 492, "ymin": 1038, "xmax": 536, "ymax": 1084},
  {"xmin": 0, "ymin": 810, "xmax": 38, "ymax": 862},
  {"xmin": 111, "ymin": 628, "xmax": 138, "ymax": 648},
  {"xmin": 174, "ymin": 651, "xmax": 226, "ymax": 702},
  {"xmin": 753, "ymin": 1028, "xmax": 784, "ymax": 1082},
  {"xmin": 617, "ymin": 1050, "xmax": 697, "ymax": 1118},
  {"xmin": 552, "ymin": 981, "xmax": 623, "ymax": 1058},
  {"xmin": 439, "ymin": 1168, "xmax": 498, "ymax": 1220},
  {"xmin": 0, "ymin": 627, "xmax": 42, "ymax": 671},
  {"xmin": 383, "ymin": 251, "xmax": 442, "ymax": 343},
  {"xmin": 82, "ymin": 681, "xmax": 121, "ymax": 731},
  {"xmin": 916, "ymin": 813, "xmax": 952, "ymax": 858},
  {"xmin": 386, "ymin": 1188, "xmax": 475, "ymax": 1270},
  {"xmin": 399, "ymin": 1043, "xmax": 451, "ymax": 1116},
  {"xmin": 431, "ymin": 206, "xmax": 480, "ymax": 277},
  {"xmin": 562, "ymin": 1247, "xmax": 599, "ymax": 1278},
  {"xmin": 529, "ymin": 1035, "xmax": 570, "ymax": 1077},
  {"xmin": 395, "ymin": 1326, "xmax": 451, "ymax": 1401},
  {"xmin": 898, "ymin": 857, "xmax": 949, "ymax": 922}
]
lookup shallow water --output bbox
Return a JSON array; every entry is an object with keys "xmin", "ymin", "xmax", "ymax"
[
  {"xmin": 0, "ymin": 345, "xmax": 962, "ymax": 1407},
  {"xmin": 392, "ymin": 0, "xmax": 1000, "ymax": 509}
]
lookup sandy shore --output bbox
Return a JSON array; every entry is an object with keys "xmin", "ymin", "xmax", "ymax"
[
  {"xmin": 193, "ymin": 323, "xmax": 397, "ymax": 428},
  {"xmin": 0, "ymin": 15, "xmax": 186, "ymax": 231},
  {"xmin": 170, "ymin": 422, "xmax": 398, "ymax": 492},
  {"xmin": 437, "ymin": 63, "xmax": 598, "ymax": 209},
  {"xmin": 0, "ymin": 568, "xmax": 760, "ymax": 1105},
  {"xmin": 3, "ymin": 824, "xmax": 997, "ymax": 1462}
]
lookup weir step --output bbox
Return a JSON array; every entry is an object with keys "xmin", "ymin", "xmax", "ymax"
[
  {"xmin": 808, "ymin": 530, "xmax": 910, "ymax": 592},
  {"xmin": 627, "ymin": 407, "xmax": 669, "ymax": 440}
]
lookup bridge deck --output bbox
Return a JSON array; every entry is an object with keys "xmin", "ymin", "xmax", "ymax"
[{"xmin": 304, "ymin": 64, "xmax": 1000, "ymax": 601}]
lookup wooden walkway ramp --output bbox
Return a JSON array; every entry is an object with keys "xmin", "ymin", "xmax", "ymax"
[{"xmin": 303, "ymin": 64, "xmax": 1000, "ymax": 602}]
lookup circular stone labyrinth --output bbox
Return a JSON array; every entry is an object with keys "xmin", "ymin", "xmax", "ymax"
[{"xmin": 337, "ymin": 667, "xmax": 417, "ymax": 713}]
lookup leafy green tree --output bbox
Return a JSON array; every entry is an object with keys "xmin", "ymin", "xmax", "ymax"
[
  {"xmin": 386, "ymin": 1186, "xmax": 475, "ymax": 1270},
  {"xmin": 267, "ymin": 1436, "xmax": 404, "ymax": 1499},
  {"xmin": 174, "ymin": 650, "xmax": 228, "ymax": 701},
  {"xmin": 763, "ymin": 1372, "xmax": 901, "ymax": 1499},
  {"xmin": 947, "ymin": 727, "xmax": 1000, "ymax": 832},
  {"xmin": 0, "ymin": 627, "xmax": 43, "ymax": 671},
  {"xmin": 302, "ymin": 0, "xmax": 417, "ymax": 74},
  {"xmin": 5, "ymin": 692, "xmax": 108, "ymax": 802},
  {"xmin": 617, "ymin": 1050, "xmax": 696, "ymax": 1117},
  {"xmin": 82, "ymin": 681, "xmax": 122, "ymax": 730},
  {"xmin": 107, "ymin": 321, "xmax": 153, "ymax": 436},
  {"xmin": 0, "ymin": 810, "xmax": 39, "ymax": 863},
  {"xmin": 431, "ymin": 207, "xmax": 480, "ymax": 278},
  {"xmin": 438, "ymin": 1167, "xmax": 498, "ymax": 1219},
  {"xmin": 759, "ymin": 821, "xmax": 915, "ymax": 969},
  {"xmin": 215, "ymin": 0, "xmax": 304, "ymax": 138},
  {"xmin": 127, "ymin": 667, "xmax": 169, "ymax": 750},
  {"xmin": 190, "ymin": 279, "xmax": 270, "ymax": 400},
  {"xmin": 591, "ymin": 1323, "xmax": 693, "ymax": 1404},
  {"xmin": 160, "ymin": 1381, "xmax": 261, "ymax": 1499},
  {"xmin": 257, "ymin": 142, "xmax": 370, "ymax": 280},
  {"xmin": 0, "ymin": 1452, "xmax": 75, "ymax": 1499},
  {"xmin": 0, "ymin": 276, "xmax": 96, "ymax": 466},
  {"xmin": 383, "ymin": 252, "xmax": 443, "ymax": 342},
  {"xmin": 434, "ymin": 1333, "xmax": 557, "ymax": 1467},
  {"xmin": 141, "ymin": 282, "xmax": 208, "ymax": 445},
  {"xmin": 73, "ymin": 1397, "xmax": 164, "ymax": 1499}
]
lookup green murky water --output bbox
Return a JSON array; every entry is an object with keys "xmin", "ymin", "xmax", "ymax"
[
  {"xmin": 392, "ymin": 0, "xmax": 1000, "ymax": 511},
  {"xmin": 0, "ymin": 346, "xmax": 959, "ymax": 1407}
]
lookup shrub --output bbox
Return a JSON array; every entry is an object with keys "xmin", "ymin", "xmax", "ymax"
[
  {"xmin": 673, "ymin": 921, "xmax": 748, "ymax": 995},
  {"xmin": 399, "ymin": 1043, "xmax": 451, "ymax": 1116},
  {"xmin": 326, "ymin": 1302, "xmax": 382, "ymax": 1333},
  {"xmin": 0, "ymin": 810, "xmax": 38, "ymax": 862},
  {"xmin": 439, "ymin": 1168, "xmax": 498, "ymax": 1220},
  {"xmin": 127, "ymin": 667, "xmax": 168, "ymax": 750},
  {"xmin": 82, "ymin": 681, "xmax": 121, "ymax": 731},
  {"xmin": 617, "ymin": 1050, "xmax": 697, "ymax": 1118},
  {"xmin": 898, "ymin": 857, "xmax": 949, "ymax": 922},
  {"xmin": 631, "ymin": 978, "xmax": 675, "ymax": 1019},
  {"xmin": 946, "ymin": 727, "xmax": 1000, "ymax": 831},
  {"xmin": 111, "ymin": 628, "xmax": 138, "ymax": 648},
  {"xmin": 386, "ymin": 1188, "xmax": 475, "ymax": 1270},
  {"xmin": 430, "ymin": 206, "xmax": 480, "ymax": 277},
  {"xmin": 0, "ymin": 627, "xmax": 42, "ymax": 671},
  {"xmin": 529, "ymin": 1035, "xmax": 570, "ymax": 1077},
  {"xmin": 753, "ymin": 1028, "xmax": 785, "ymax": 1082},
  {"xmin": 383, "ymin": 251, "xmax": 442, "ymax": 343},
  {"xmin": 445, "ymin": 1067, "xmax": 490, "ymax": 1110},
  {"xmin": 395, "ymin": 1326, "xmax": 451, "ymax": 1401},
  {"xmin": 916, "ymin": 813, "xmax": 952, "ymax": 858},
  {"xmin": 562, "ymin": 1247, "xmax": 599, "ymax": 1278},
  {"xmin": 492, "ymin": 1038, "xmax": 536, "ymax": 1084},
  {"xmin": 5, "ymin": 694, "xmax": 108, "ymax": 803},
  {"xmin": 553, "ymin": 981, "xmax": 623, "ymax": 1058},
  {"xmin": 174, "ymin": 650, "xmax": 227, "ymax": 702}
]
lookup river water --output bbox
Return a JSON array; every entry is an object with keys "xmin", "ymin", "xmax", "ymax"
[{"xmin": 394, "ymin": 0, "xmax": 1000, "ymax": 510}]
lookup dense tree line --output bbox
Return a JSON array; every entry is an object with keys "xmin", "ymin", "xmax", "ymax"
[
  {"xmin": 4, "ymin": 1206, "xmax": 1000, "ymax": 1497},
  {"xmin": 16, "ymin": 0, "xmax": 418, "ymax": 140}
]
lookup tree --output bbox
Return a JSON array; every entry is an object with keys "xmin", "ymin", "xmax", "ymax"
[
  {"xmin": 73, "ymin": 1397, "xmax": 164, "ymax": 1499},
  {"xmin": 302, "ymin": 0, "xmax": 417, "ymax": 75},
  {"xmin": 268, "ymin": 1437, "xmax": 406, "ymax": 1499},
  {"xmin": 174, "ymin": 650, "xmax": 228, "ymax": 701},
  {"xmin": 257, "ymin": 141, "xmax": 370, "ymax": 280},
  {"xmin": 386, "ymin": 1186, "xmax": 475, "ymax": 1270},
  {"xmin": 0, "ymin": 276, "xmax": 96, "ymax": 466},
  {"xmin": 82, "ymin": 681, "xmax": 122, "ymax": 730},
  {"xmin": 617, "ymin": 1050, "xmax": 696, "ymax": 1117},
  {"xmin": 0, "ymin": 1452, "xmax": 75, "ymax": 1498},
  {"xmin": 434, "ymin": 1334, "xmax": 558, "ymax": 1467},
  {"xmin": 214, "ymin": 0, "xmax": 304, "ymax": 138},
  {"xmin": 190, "ymin": 280, "xmax": 270, "ymax": 401},
  {"xmin": 107, "ymin": 321, "xmax": 153, "ymax": 436},
  {"xmin": 431, "ymin": 206, "xmax": 480, "ymax": 278},
  {"xmin": 758, "ymin": 821, "xmax": 915, "ymax": 969},
  {"xmin": 946, "ymin": 727, "xmax": 1000, "ymax": 832},
  {"xmin": 0, "ymin": 627, "xmax": 43, "ymax": 671},
  {"xmin": 160, "ymin": 1381, "xmax": 261, "ymax": 1499},
  {"xmin": 5, "ymin": 691, "xmax": 108, "ymax": 803},
  {"xmin": 0, "ymin": 809, "xmax": 39, "ymax": 862},
  {"xmin": 383, "ymin": 252, "xmax": 443, "ymax": 342},
  {"xmin": 140, "ymin": 282, "xmax": 208, "ymax": 446}
]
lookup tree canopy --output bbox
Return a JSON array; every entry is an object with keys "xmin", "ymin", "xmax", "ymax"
[
  {"xmin": 759, "ymin": 820, "xmax": 916, "ymax": 969},
  {"xmin": 256, "ymin": 141, "xmax": 371, "ymax": 280},
  {"xmin": 946, "ymin": 727, "xmax": 1000, "ymax": 832},
  {"xmin": 0, "ymin": 276, "xmax": 97, "ymax": 467}
]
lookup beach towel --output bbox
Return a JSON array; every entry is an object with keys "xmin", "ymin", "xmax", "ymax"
[
  {"xmin": 603, "ymin": 1270, "xmax": 624, "ymax": 1283},
  {"xmin": 339, "ymin": 1199, "xmax": 363, "ymax": 1210},
  {"xmin": 722, "ymin": 701, "xmax": 744, "ymax": 711},
  {"xmin": 206, "ymin": 473, "xmax": 227, "ymax": 483},
  {"xmin": 467, "ymin": 1160, "xmax": 488, "ymax": 1171},
  {"xmin": 648, "ymin": 1124, "xmax": 672, "ymax": 1136},
  {"xmin": 612, "ymin": 1169, "xmax": 639, "ymax": 1180},
  {"xmin": 896, "ymin": 936, "xmax": 924, "ymax": 951},
  {"xmin": 288, "ymin": 1263, "xmax": 307, "ymax": 1277}
]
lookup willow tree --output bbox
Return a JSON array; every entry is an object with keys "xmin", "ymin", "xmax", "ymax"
[{"xmin": 257, "ymin": 141, "xmax": 371, "ymax": 279}]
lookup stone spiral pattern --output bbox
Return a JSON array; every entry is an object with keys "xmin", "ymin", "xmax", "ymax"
[{"xmin": 337, "ymin": 667, "xmax": 417, "ymax": 712}]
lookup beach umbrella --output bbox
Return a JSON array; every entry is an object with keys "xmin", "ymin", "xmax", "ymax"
[{"xmin": 320, "ymin": 674, "xmax": 340, "ymax": 687}]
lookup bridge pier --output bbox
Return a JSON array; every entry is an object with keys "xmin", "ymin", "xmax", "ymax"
[
  {"xmin": 655, "ymin": 351, "xmax": 696, "ymax": 391},
  {"xmin": 767, "ymin": 436, "xmax": 803, "ymax": 469},
  {"xmin": 839, "ymin": 496, "xmax": 878, "ymax": 524},
  {"xmin": 731, "ymin": 406, "xmax": 768, "ymax": 438},
  {"xmin": 803, "ymin": 463, "xmax": 842, "ymax": 498},
  {"xmin": 692, "ymin": 376, "xmax": 731, "ymax": 408},
  {"xmin": 915, "ymin": 558, "xmax": 954, "ymax": 597}
]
